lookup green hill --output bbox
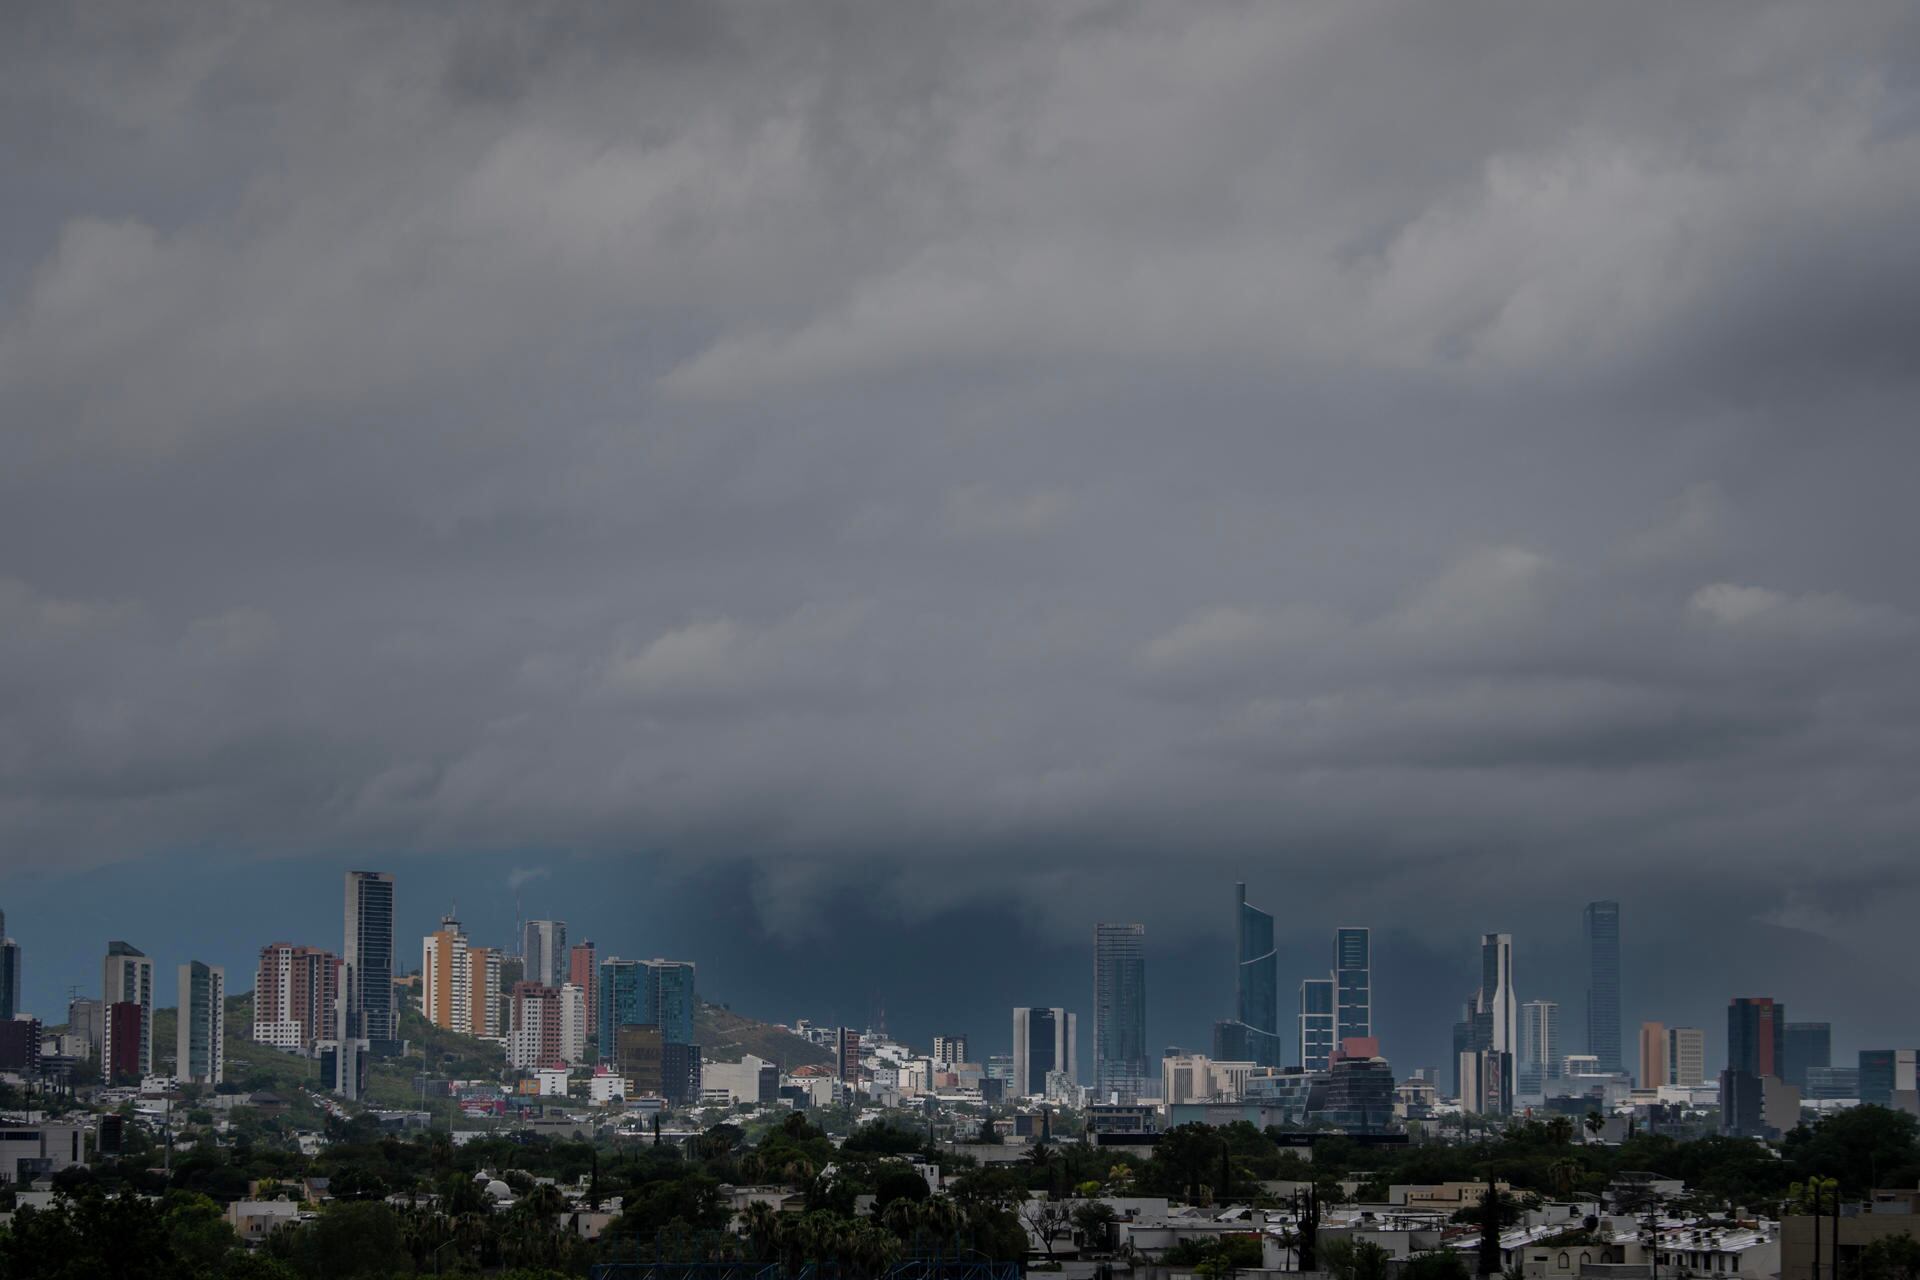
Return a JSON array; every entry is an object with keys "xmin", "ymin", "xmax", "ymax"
[{"xmin": 695, "ymin": 1002, "xmax": 833, "ymax": 1070}]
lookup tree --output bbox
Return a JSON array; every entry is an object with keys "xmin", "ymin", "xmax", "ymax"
[
  {"xmin": 1016, "ymin": 1196, "xmax": 1072, "ymax": 1261},
  {"xmin": 1584, "ymin": 1113, "xmax": 1607, "ymax": 1143},
  {"xmin": 1071, "ymin": 1202, "xmax": 1118, "ymax": 1253},
  {"xmin": 1405, "ymin": 1252, "xmax": 1473, "ymax": 1280},
  {"xmin": 1857, "ymin": 1234, "xmax": 1920, "ymax": 1280}
]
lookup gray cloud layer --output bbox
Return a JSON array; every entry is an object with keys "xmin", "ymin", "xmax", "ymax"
[{"xmin": 5, "ymin": 1, "xmax": 1920, "ymax": 985}]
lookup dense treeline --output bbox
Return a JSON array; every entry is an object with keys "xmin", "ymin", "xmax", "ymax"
[{"xmin": 2, "ymin": 1107, "xmax": 1917, "ymax": 1278}]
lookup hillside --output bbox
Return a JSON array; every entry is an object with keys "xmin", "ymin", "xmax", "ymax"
[{"xmin": 695, "ymin": 1002, "xmax": 834, "ymax": 1070}]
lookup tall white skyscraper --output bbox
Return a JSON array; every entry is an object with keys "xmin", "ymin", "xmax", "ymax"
[
  {"xmin": 344, "ymin": 871, "xmax": 396, "ymax": 1043},
  {"xmin": 103, "ymin": 941, "xmax": 155, "ymax": 1079},
  {"xmin": 177, "ymin": 961, "xmax": 226, "ymax": 1085},
  {"xmin": 1479, "ymin": 933, "xmax": 1516, "ymax": 1054},
  {"xmin": 521, "ymin": 919, "xmax": 569, "ymax": 989}
]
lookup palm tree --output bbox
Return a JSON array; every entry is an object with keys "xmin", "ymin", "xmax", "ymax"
[
  {"xmin": 1583, "ymin": 1112, "xmax": 1606, "ymax": 1143},
  {"xmin": 741, "ymin": 1200, "xmax": 781, "ymax": 1262}
]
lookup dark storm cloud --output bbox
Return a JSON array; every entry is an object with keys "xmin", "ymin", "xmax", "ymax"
[{"xmin": 5, "ymin": 0, "xmax": 1920, "ymax": 1056}]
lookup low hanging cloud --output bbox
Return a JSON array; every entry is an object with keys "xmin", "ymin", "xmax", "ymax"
[{"xmin": 2, "ymin": 0, "xmax": 1920, "ymax": 1005}]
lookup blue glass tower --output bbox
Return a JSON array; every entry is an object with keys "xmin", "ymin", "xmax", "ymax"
[
  {"xmin": 1222, "ymin": 882, "xmax": 1281, "ymax": 1067},
  {"xmin": 1299, "ymin": 977, "xmax": 1335, "ymax": 1071},
  {"xmin": 1335, "ymin": 926, "xmax": 1371, "ymax": 1045},
  {"xmin": 597, "ymin": 957, "xmax": 697, "ymax": 1059},
  {"xmin": 1093, "ymin": 923, "xmax": 1148, "ymax": 1101},
  {"xmin": 1583, "ymin": 901, "xmax": 1622, "ymax": 1074}
]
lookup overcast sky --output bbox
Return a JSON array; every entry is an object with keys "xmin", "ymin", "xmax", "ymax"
[{"xmin": 5, "ymin": 1, "xmax": 1920, "ymax": 1071}]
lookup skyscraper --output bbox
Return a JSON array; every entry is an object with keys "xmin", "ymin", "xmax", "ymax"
[
  {"xmin": 1783, "ymin": 1022, "xmax": 1832, "ymax": 1090},
  {"xmin": 1299, "ymin": 978, "xmax": 1335, "ymax": 1072},
  {"xmin": 1858, "ymin": 1049, "xmax": 1918, "ymax": 1108},
  {"xmin": 568, "ymin": 941, "xmax": 597, "ymax": 1022},
  {"xmin": 1012, "ymin": 1006, "xmax": 1077, "ymax": 1095},
  {"xmin": 1726, "ymin": 997, "xmax": 1786, "ymax": 1079},
  {"xmin": 1518, "ymin": 1000, "xmax": 1560, "ymax": 1097},
  {"xmin": 1217, "ymin": 883, "xmax": 1281, "ymax": 1067},
  {"xmin": 103, "ymin": 941, "xmax": 155, "ymax": 1079},
  {"xmin": 1667, "ymin": 1027, "xmax": 1706, "ymax": 1086},
  {"xmin": 1093, "ymin": 923, "xmax": 1148, "ymax": 1102},
  {"xmin": 1638, "ymin": 1021, "xmax": 1667, "ymax": 1090},
  {"xmin": 177, "ymin": 961, "xmax": 225, "ymax": 1085},
  {"xmin": 1583, "ymin": 901, "xmax": 1622, "ymax": 1074},
  {"xmin": 0, "ymin": 911, "xmax": 20, "ymax": 1021},
  {"xmin": 1334, "ymin": 927, "xmax": 1371, "ymax": 1044},
  {"xmin": 521, "ymin": 920, "xmax": 568, "ymax": 989},
  {"xmin": 596, "ymin": 957, "xmax": 697, "ymax": 1056},
  {"xmin": 343, "ymin": 871, "xmax": 396, "ymax": 1043},
  {"xmin": 932, "ymin": 1035, "xmax": 968, "ymax": 1066},
  {"xmin": 1460, "ymin": 933, "xmax": 1516, "ymax": 1113}
]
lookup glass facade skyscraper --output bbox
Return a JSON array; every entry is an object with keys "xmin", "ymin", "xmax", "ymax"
[
  {"xmin": 596, "ymin": 957, "xmax": 697, "ymax": 1057},
  {"xmin": 1583, "ymin": 900, "xmax": 1621, "ymax": 1074},
  {"xmin": 1783, "ymin": 1022, "xmax": 1831, "ymax": 1090},
  {"xmin": 1220, "ymin": 882, "xmax": 1281, "ymax": 1067},
  {"xmin": 1726, "ymin": 996, "xmax": 1785, "ymax": 1078},
  {"xmin": 1093, "ymin": 923, "xmax": 1148, "ymax": 1102},
  {"xmin": 1299, "ymin": 977, "xmax": 1335, "ymax": 1071},
  {"xmin": 344, "ymin": 871, "xmax": 396, "ymax": 1043},
  {"xmin": 0, "ymin": 911, "xmax": 19, "ymax": 1023},
  {"xmin": 1518, "ymin": 999, "xmax": 1560, "ymax": 1097},
  {"xmin": 1335, "ymin": 926, "xmax": 1371, "ymax": 1045}
]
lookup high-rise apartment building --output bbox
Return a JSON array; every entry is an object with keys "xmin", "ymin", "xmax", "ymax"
[
  {"xmin": 1215, "ymin": 883, "xmax": 1281, "ymax": 1067},
  {"xmin": 344, "ymin": 871, "xmax": 396, "ymax": 1043},
  {"xmin": 67, "ymin": 997, "xmax": 102, "ymax": 1061},
  {"xmin": 1335, "ymin": 927, "xmax": 1371, "ymax": 1043},
  {"xmin": 568, "ymin": 941, "xmax": 597, "ymax": 1024},
  {"xmin": 254, "ymin": 943, "xmax": 344, "ymax": 1052},
  {"xmin": 836, "ymin": 1026, "xmax": 863, "ymax": 1084},
  {"xmin": 0, "ymin": 911, "xmax": 20, "ymax": 1021},
  {"xmin": 931, "ymin": 1035, "xmax": 969, "ymax": 1066},
  {"xmin": 508, "ymin": 982, "xmax": 564, "ymax": 1070},
  {"xmin": 468, "ymin": 946, "xmax": 503, "ymax": 1038},
  {"xmin": 1583, "ymin": 901, "xmax": 1622, "ymax": 1074},
  {"xmin": 1012, "ymin": 1006, "xmax": 1077, "ymax": 1096},
  {"xmin": 103, "ymin": 941, "xmax": 154, "ymax": 1080},
  {"xmin": 421, "ymin": 916, "xmax": 471, "ymax": 1034},
  {"xmin": 595, "ymin": 958, "xmax": 697, "ymax": 1056},
  {"xmin": 1726, "ymin": 997, "xmax": 1785, "ymax": 1079},
  {"xmin": 1784, "ymin": 1022, "xmax": 1832, "ymax": 1090},
  {"xmin": 1299, "ymin": 978, "xmax": 1335, "ymax": 1072},
  {"xmin": 1093, "ymin": 923, "xmax": 1148, "ymax": 1102},
  {"xmin": 521, "ymin": 920, "xmax": 568, "ymax": 990},
  {"xmin": 106, "ymin": 1001, "xmax": 146, "ymax": 1085},
  {"xmin": 1667, "ymin": 1027, "xmax": 1705, "ymax": 1086},
  {"xmin": 176, "ymin": 961, "xmax": 225, "ymax": 1085},
  {"xmin": 558, "ymin": 983, "xmax": 588, "ymax": 1064},
  {"xmin": 1518, "ymin": 999, "xmax": 1560, "ymax": 1097},
  {"xmin": 1638, "ymin": 1021, "xmax": 1667, "ymax": 1090}
]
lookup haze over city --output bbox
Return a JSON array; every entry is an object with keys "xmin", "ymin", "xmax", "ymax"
[{"xmin": 6, "ymin": 0, "xmax": 1920, "ymax": 1088}]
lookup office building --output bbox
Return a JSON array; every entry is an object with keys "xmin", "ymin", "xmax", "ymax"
[
  {"xmin": 1314, "ymin": 1054, "xmax": 1397, "ymax": 1133},
  {"xmin": 0, "ymin": 1018, "xmax": 40, "ymax": 1075},
  {"xmin": 344, "ymin": 871, "xmax": 396, "ymax": 1043},
  {"xmin": 1300, "ymin": 978, "xmax": 1335, "ymax": 1072},
  {"xmin": 421, "ymin": 916, "xmax": 471, "ymax": 1034},
  {"xmin": 568, "ymin": 941, "xmax": 596, "ymax": 1023},
  {"xmin": 0, "ymin": 911, "xmax": 19, "ymax": 1021},
  {"xmin": 1093, "ymin": 923, "xmax": 1148, "ymax": 1102},
  {"xmin": 1214, "ymin": 883, "xmax": 1282, "ymax": 1068},
  {"xmin": 1335, "ymin": 926, "xmax": 1371, "ymax": 1043},
  {"xmin": 1783, "ymin": 1022, "xmax": 1831, "ymax": 1090},
  {"xmin": 1727, "ymin": 997, "xmax": 1786, "ymax": 1079},
  {"xmin": 596, "ymin": 958, "xmax": 697, "ymax": 1058},
  {"xmin": 1518, "ymin": 1000, "xmax": 1560, "ymax": 1097},
  {"xmin": 1012, "ymin": 1006, "xmax": 1077, "ymax": 1096},
  {"xmin": 1666, "ymin": 1026, "xmax": 1706, "ymax": 1086},
  {"xmin": 176, "ymin": 961, "xmax": 225, "ymax": 1085},
  {"xmin": 1858, "ymin": 1049, "xmax": 1919, "ymax": 1108},
  {"xmin": 1458, "ymin": 933, "xmax": 1516, "ymax": 1113},
  {"xmin": 1639, "ymin": 1021, "xmax": 1668, "ymax": 1090},
  {"xmin": 1805, "ymin": 1066, "xmax": 1860, "ymax": 1100},
  {"xmin": 254, "ymin": 944, "xmax": 343, "ymax": 1052},
  {"xmin": 1582, "ymin": 901, "xmax": 1622, "ymax": 1074},
  {"xmin": 319, "ymin": 1036, "xmax": 367, "ymax": 1100},
  {"xmin": 521, "ymin": 920, "xmax": 568, "ymax": 990},
  {"xmin": 102, "ymin": 941, "xmax": 154, "ymax": 1080},
  {"xmin": 931, "ymin": 1035, "xmax": 968, "ymax": 1066}
]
